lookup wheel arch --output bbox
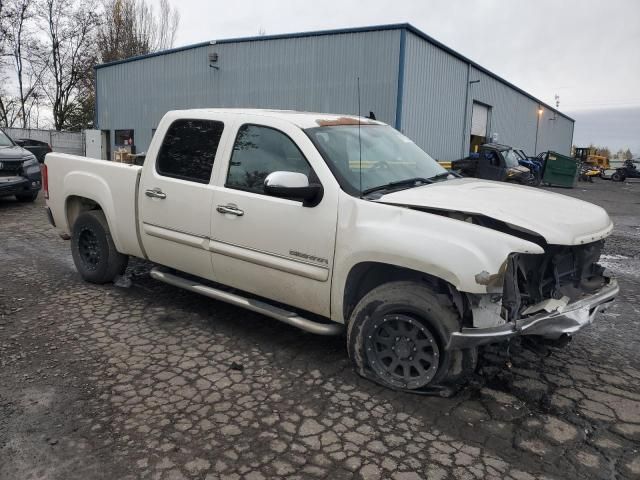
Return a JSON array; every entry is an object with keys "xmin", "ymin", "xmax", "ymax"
[
  {"xmin": 61, "ymin": 171, "xmax": 123, "ymax": 251},
  {"xmin": 66, "ymin": 195, "xmax": 103, "ymax": 230},
  {"xmin": 340, "ymin": 261, "xmax": 466, "ymax": 326},
  {"xmin": 65, "ymin": 194, "xmax": 128, "ymax": 253}
]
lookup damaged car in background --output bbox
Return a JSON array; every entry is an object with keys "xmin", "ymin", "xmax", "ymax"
[{"xmin": 43, "ymin": 109, "xmax": 618, "ymax": 395}]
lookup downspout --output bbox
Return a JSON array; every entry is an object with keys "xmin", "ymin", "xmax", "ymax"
[
  {"xmin": 569, "ymin": 119, "xmax": 575, "ymax": 156},
  {"xmin": 460, "ymin": 63, "xmax": 471, "ymax": 158},
  {"xmin": 93, "ymin": 66, "xmax": 99, "ymax": 129},
  {"xmin": 534, "ymin": 105, "xmax": 541, "ymax": 155},
  {"xmin": 394, "ymin": 29, "xmax": 407, "ymax": 131}
]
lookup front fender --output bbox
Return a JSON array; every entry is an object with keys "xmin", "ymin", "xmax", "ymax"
[{"xmin": 331, "ymin": 196, "xmax": 543, "ymax": 322}]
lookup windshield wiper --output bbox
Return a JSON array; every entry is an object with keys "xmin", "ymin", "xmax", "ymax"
[
  {"xmin": 362, "ymin": 177, "xmax": 433, "ymax": 196},
  {"xmin": 428, "ymin": 172, "xmax": 452, "ymax": 181}
]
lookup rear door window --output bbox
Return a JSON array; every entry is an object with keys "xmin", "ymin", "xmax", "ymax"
[{"xmin": 156, "ymin": 119, "xmax": 224, "ymax": 184}]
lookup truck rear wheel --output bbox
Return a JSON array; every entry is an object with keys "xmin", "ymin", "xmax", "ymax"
[
  {"xmin": 347, "ymin": 281, "xmax": 476, "ymax": 392},
  {"xmin": 71, "ymin": 210, "xmax": 128, "ymax": 284}
]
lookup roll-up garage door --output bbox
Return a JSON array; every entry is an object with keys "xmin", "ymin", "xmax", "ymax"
[{"xmin": 471, "ymin": 102, "xmax": 489, "ymax": 137}]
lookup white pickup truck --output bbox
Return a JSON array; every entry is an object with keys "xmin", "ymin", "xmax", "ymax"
[{"xmin": 44, "ymin": 109, "xmax": 618, "ymax": 392}]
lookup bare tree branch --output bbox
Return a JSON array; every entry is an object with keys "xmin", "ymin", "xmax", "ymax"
[
  {"xmin": 39, "ymin": 0, "xmax": 99, "ymax": 130},
  {"xmin": 99, "ymin": 0, "xmax": 180, "ymax": 63}
]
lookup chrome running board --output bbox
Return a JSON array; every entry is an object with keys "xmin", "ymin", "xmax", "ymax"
[{"xmin": 149, "ymin": 268, "xmax": 344, "ymax": 336}]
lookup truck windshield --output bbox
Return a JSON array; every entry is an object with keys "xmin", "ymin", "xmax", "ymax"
[
  {"xmin": 503, "ymin": 149, "xmax": 521, "ymax": 168},
  {"xmin": 306, "ymin": 125, "xmax": 447, "ymax": 195},
  {"xmin": 0, "ymin": 130, "xmax": 14, "ymax": 147}
]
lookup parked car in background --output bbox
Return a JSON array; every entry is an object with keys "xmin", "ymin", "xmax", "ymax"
[
  {"xmin": 452, "ymin": 143, "xmax": 534, "ymax": 184},
  {"xmin": 43, "ymin": 109, "xmax": 618, "ymax": 393},
  {"xmin": 610, "ymin": 160, "xmax": 640, "ymax": 182},
  {"xmin": 14, "ymin": 138, "xmax": 52, "ymax": 163},
  {"xmin": 0, "ymin": 128, "xmax": 42, "ymax": 202}
]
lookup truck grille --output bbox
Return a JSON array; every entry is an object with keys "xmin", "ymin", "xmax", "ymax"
[
  {"xmin": 502, "ymin": 240, "xmax": 606, "ymax": 320},
  {"xmin": 0, "ymin": 160, "xmax": 23, "ymax": 175}
]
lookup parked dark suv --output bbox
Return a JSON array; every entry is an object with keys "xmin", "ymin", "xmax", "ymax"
[
  {"xmin": 0, "ymin": 128, "xmax": 42, "ymax": 202},
  {"xmin": 14, "ymin": 138, "xmax": 52, "ymax": 163}
]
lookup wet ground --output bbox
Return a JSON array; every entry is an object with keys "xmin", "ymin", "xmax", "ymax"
[{"xmin": 1, "ymin": 179, "xmax": 639, "ymax": 480}]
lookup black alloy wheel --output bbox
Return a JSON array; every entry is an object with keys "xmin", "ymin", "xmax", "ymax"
[
  {"xmin": 364, "ymin": 313, "xmax": 440, "ymax": 390},
  {"xmin": 77, "ymin": 227, "xmax": 101, "ymax": 270}
]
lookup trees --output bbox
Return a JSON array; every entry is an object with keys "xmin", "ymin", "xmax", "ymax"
[
  {"xmin": 0, "ymin": 0, "xmax": 180, "ymax": 131},
  {"xmin": 0, "ymin": 0, "xmax": 47, "ymax": 128},
  {"xmin": 98, "ymin": 0, "xmax": 179, "ymax": 63},
  {"xmin": 40, "ymin": 0, "xmax": 100, "ymax": 131},
  {"xmin": 9, "ymin": 0, "xmax": 47, "ymax": 128}
]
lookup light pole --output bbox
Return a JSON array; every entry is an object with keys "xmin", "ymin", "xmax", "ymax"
[{"xmin": 534, "ymin": 107, "xmax": 543, "ymax": 154}]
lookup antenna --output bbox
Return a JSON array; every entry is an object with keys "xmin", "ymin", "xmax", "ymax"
[{"xmin": 357, "ymin": 77, "xmax": 362, "ymax": 197}]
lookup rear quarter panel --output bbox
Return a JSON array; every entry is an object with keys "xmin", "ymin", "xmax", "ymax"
[{"xmin": 45, "ymin": 153, "xmax": 144, "ymax": 257}]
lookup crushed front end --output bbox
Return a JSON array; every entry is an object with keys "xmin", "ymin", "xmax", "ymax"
[{"xmin": 448, "ymin": 240, "xmax": 619, "ymax": 349}]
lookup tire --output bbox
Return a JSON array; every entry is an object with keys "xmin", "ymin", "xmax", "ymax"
[
  {"xmin": 533, "ymin": 171, "xmax": 542, "ymax": 187},
  {"xmin": 15, "ymin": 191, "xmax": 38, "ymax": 202},
  {"xmin": 611, "ymin": 172, "xmax": 624, "ymax": 182},
  {"xmin": 70, "ymin": 210, "xmax": 128, "ymax": 283},
  {"xmin": 347, "ymin": 281, "xmax": 477, "ymax": 391}
]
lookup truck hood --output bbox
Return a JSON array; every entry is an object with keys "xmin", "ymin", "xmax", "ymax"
[
  {"xmin": 376, "ymin": 178, "xmax": 613, "ymax": 245},
  {"xmin": 0, "ymin": 145, "xmax": 30, "ymax": 159}
]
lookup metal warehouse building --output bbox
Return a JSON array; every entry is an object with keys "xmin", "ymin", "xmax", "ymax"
[{"xmin": 94, "ymin": 23, "xmax": 574, "ymax": 161}]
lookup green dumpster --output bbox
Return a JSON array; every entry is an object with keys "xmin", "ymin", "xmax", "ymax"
[{"xmin": 541, "ymin": 151, "xmax": 580, "ymax": 188}]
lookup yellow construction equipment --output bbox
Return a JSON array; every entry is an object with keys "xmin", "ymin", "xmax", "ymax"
[{"xmin": 573, "ymin": 147, "xmax": 610, "ymax": 169}]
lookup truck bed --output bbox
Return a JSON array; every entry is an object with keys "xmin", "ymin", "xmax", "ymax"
[{"xmin": 45, "ymin": 153, "xmax": 144, "ymax": 258}]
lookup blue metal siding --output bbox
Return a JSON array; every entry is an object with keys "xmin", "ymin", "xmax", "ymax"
[
  {"xmin": 97, "ymin": 30, "xmax": 401, "ymax": 153},
  {"xmin": 465, "ymin": 66, "xmax": 539, "ymax": 154},
  {"xmin": 400, "ymin": 32, "xmax": 468, "ymax": 160},
  {"xmin": 468, "ymin": 67, "xmax": 573, "ymax": 156},
  {"xmin": 536, "ymin": 109, "xmax": 574, "ymax": 155},
  {"xmin": 96, "ymin": 24, "xmax": 574, "ymax": 159},
  {"xmin": 399, "ymin": 40, "xmax": 574, "ymax": 160}
]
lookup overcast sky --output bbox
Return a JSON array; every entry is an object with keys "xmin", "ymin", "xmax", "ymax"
[{"xmin": 155, "ymin": 0, "xmax": 640, "ymax": 151}]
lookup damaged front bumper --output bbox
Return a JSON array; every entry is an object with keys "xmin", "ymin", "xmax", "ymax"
[{"xmin": 447, "ymin": 278, "xmax": 619, "ymax": 350}]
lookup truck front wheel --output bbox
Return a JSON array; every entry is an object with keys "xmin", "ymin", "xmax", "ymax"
[
  {"xmin": 347, "ymin": 281, "xmax": 476, "ymax": 392},
  {"xmin": 71, "ymin": 210, "xmax": 128, "ymax": 284}
]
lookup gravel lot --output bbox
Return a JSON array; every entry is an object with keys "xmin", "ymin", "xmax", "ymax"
[{"xmin": 1, "ymin": 179, "xmax": 639, "ymax": 480}]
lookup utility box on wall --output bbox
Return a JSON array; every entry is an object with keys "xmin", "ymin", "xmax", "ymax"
[{"xmin": 85, "ymin": 129, "xmax": 104, "ymax": 160}]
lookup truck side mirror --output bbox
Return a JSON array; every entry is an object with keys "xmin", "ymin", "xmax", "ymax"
[{"xmin": 264, "ymin": 171, "xmax": 323, "ymax": 207}]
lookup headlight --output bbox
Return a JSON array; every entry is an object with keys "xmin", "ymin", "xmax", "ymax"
[{"xmin": 22, "ymin": 156, "xmax": 38, "ymax": 167}]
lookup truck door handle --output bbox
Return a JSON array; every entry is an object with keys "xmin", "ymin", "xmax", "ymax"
[
  {"xmin": 216, "ymin": 204, "xmax": 244, "ymax": 216},
  {"xmin": 145, "ymin": 188, "xmax": 166, "ymax": 199}
]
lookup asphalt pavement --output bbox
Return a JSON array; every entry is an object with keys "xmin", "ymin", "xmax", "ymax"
[{"xmin": 1, "ymin": 179, "xmax": 639, "ymax": 480}]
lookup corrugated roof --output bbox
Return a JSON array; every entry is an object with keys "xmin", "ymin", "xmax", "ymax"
[{"xmin": 95, "ymin": 23, "xmax": 573, "ymax": 122}]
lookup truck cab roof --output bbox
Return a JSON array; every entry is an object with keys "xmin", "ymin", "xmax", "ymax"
[{"xmin": 164, "ymin": 108, "xmax": 385, "ymax": 129}]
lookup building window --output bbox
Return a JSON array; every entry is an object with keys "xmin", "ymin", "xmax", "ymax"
[
  {"xmin": 115, "ymin": 129, "xmax": 135, "ymax": 146},
  {"xmin": 156, "ymin": 119, "xmax": 224, "ymax": 184},
  {"xmin": 226, "ymin": 124, "xmax": 311, "ymax": 194}
]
